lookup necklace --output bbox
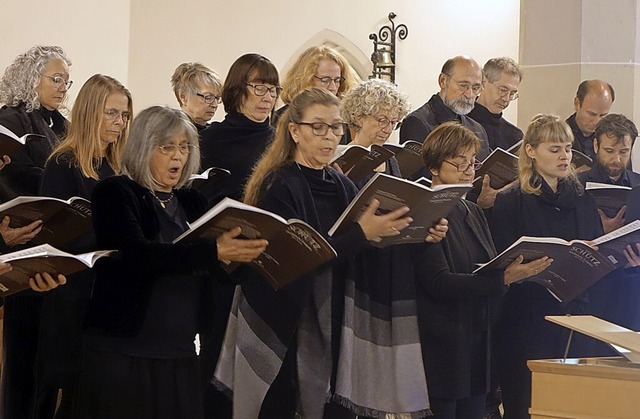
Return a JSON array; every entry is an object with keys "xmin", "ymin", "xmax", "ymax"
[{"xmin": 151, "ymin": 191, "xmax": 174, "ymax": 208}]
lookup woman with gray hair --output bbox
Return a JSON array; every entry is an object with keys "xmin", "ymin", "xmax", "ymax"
[
  {"xmin": 0, "ymin": 45, "xmax": 71, "ymax": 419},
  {"xmin": 170, "ymin": 62, "xmax": 222, "ymax": 132},
  {"xmin": 339, "ymin": 78, "xmax": 410, "ymax": 186},
  {"xmin": 0, "ymin": 45, "xmax": 72, "ymax": 199},
  {"xmin": 74, "ymin": 106, "xmax": 268, "ymax": 418}
]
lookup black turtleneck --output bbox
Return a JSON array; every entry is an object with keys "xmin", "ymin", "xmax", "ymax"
[
  {"xmin": 468, "ymin": 102, "xmax": 523, "ymax": 150},
  {"xmin": 199, "ymin": 112, "xmax": 275, "ymax": 204}
]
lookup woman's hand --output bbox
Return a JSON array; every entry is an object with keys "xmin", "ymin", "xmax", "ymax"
[
  {"xmin": 357, "ymin": 199, "xmax": 412, "ymax": 242},
  {"xmin": 28, "ymin": 273, "xmax": 66, "ymax": 292},
  {"xmin": 0, "ymin": 155, "xmax": 11, "ymax": 171},
  {"xmin": 217, "ymin": 226, "xmax": 269, "ymax": 263},
  {"xmin": 623, "ymin": 243, "xmax": 640, "ymax": 268},
  {"xmin": 503, "ymin": 255, "xmax": 553, "ymax": 285},
  {"xmin": 426, "ymin": 218, "xmax": 448, "ymax": 243},
  {"xmin": 0, "ymin": 216, "xmax": 43, "ymax": 247}
]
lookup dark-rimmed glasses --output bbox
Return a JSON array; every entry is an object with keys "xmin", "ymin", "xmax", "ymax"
[
  {"xmin": 313, "ymin": 75, "xmax": 346, "ymax": 86},
  {"xmin": 246, "ymin": 83, "xmax": 282, "ymax": 98},
  {"xmin": 295, "ymin": 122, "xmax": 348, "ymax": 136},
  {"xmin": 443, "ymin": 159, "xmax": 483, "ymax": 172},
  {"xmin": 103, "ymin": 109, "xmax": 131, "ymax": 123},
  {"xmin": 43, "ymin": 75, "xmax": 73, "ymax": 90},
  {"xmin": 196, "ymin": 92, "xmax": 221, "ymax": 104},
  {"xmin": 157, "ymin": 144, "xmax": 193, "ymax": 155}
]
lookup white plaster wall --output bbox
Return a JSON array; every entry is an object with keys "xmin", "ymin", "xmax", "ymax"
[
  {"xmin": 128, "ymin": 0, "xmax": 521, "ymax": 124},
  {"xmin": 1, "ymin": 0, "xmax": 520, "ymax": 125},
  {"xmin": 0, "ymin": 0, "xmax": 131, "ymax": 112}
]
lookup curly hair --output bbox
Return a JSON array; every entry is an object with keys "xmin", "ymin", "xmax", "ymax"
[
  {"xmin": 340, "ymin": 79, "xmax": 410, "ymax": 131},
  {"xmin": 280, "ymin": 45, "xmax": 359, "ymax": 103},
  {"xmin": 519, "ymin": 114, "xmax": 581, "ymax": 195},
  {"xmin": 0, "ymin": 45, "xmax": 71, "ymax": 112},
  {"xmin": 170, "ymin": 62, "xmax": 222, "ymax": 106}
]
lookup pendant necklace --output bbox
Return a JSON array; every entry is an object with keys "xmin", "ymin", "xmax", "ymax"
[{"xmin": 151, "ymin": 191, "xmax": 174, "ymax": 208}]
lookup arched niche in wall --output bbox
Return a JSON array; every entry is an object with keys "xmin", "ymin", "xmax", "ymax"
[{"xmin": 280, "ymin": 29, "xmax": 372, "ymax": 82}]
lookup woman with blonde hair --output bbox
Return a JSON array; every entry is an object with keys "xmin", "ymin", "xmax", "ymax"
[
  {"xmin": 36, "ymin": 74, "xmax": 132, "ymax": 418},
  {"xmin": 273, "ymin": 45, "xmax": 359, "ymax": 134},
  {"xmin": 171, "ymin": 62, "xmax": 222, "ymax": 132},
  {"xmin": 490, "ymin": 114, "xmax": 640, "ymax": 419},
  {"xmin": 215, "ymin": 87, "xmax": 423, "ymax": 419}
]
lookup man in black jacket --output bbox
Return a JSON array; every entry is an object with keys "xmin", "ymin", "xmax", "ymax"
[
  {"xmin": 469, "ymin": 57, "xmax": 523, "ymax": 151},
  {"xmin": 400, "ymin": 55, "xmax": 490, "ymax": 160},
  {"xmin": 566, "ymin": 80, "xmax": 615, "ymax": 161}
]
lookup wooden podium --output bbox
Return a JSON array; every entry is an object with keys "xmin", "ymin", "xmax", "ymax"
[{"xmin": 528, "ymin": 316, "xmax": 640, "ymax": 418}]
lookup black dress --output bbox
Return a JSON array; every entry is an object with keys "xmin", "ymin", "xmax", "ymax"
[
  {"xmin": 490, "ymin": 179, "xmax": 603, "ymax": 419},
  {"xmin": 36, "ymin": 153, "xmax": 115, "ymax": 418},
  {"xmin": 0, "ymin": 103, "xmax": 66, "ymax": 419}
]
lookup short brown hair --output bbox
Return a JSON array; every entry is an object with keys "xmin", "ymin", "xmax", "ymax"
[
  {"xmin": 221, "ymin": 53, "xmax": 279, "ymax": 115},
  {"xmin": 594, "ymin": 113, "xmax": 638, "ymax": 147},
  {"xmin": 421, "ymin": 121, "xmax": 481, "ymax": 175}
]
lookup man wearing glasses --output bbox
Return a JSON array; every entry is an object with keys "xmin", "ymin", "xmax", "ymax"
[
  {"xmin": 400, "ymin": 55, "xmax": 491, "ymax": 161},
  {"xmin": 469, "ymin": 58, "xmax": 523, "ymax": 151}
]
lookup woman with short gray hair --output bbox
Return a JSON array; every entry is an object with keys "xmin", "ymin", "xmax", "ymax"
[{"xmin": 75, "ymin": 105, "xmax": 268, "ymax": 418}]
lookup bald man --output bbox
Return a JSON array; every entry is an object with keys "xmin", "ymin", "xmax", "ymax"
[
  {"xmin": 400, "ymin": 56, "xmax": 491, "ymax": 162},
  {"xmin": 566, "ymin": 80, "xmax": 615, "ymax": 161}
]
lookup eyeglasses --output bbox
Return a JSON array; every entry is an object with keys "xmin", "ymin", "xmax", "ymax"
[
  {"xmin": 43, "ymin": 75, "xmax": 73, "ymax": 90},
  {"xmin": 103, "ymin": 109, "xmax": 131, "ymax": 123},
  {"xmin": 196, "ymin": 92, "xmax": 221, "ymax": 104},
  {"xmin": 493, "ymin": 84, "xmax": 519, "ymax": 101},
  {"xmin": 374, "ymin": 116, "xmax": 402, "ymax": 131},
  {"xmin": 313, "ymin": 75, "xmax": 346, "ymax": 86},
  {"xmin": 157, "ymin": 144, "xmax": 193, "ymax": 155},
  {"xmin": 246, "ymin": 83, "xmax": 282, "ymax": 98},
  {"xmin": 443, "ymin": 159, "xmax": 483, "ymax": 172},
  {"xmin": 445, "ymin": 74, "xmax": 483, "ymax": 95},
  {"xmin": 295, "ymin": 121, "xmax": 348, "ymax": 136}
]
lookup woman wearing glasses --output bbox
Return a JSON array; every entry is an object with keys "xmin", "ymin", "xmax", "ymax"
[
  {"xmin": 215, "ymin": 87, "xmax": 424, "ymax": 419},
  {"xmin": 198, "ymin": 52, "xmax": 281, "ymax": 418},
  {"xmin": 200, "ymin": 53, "xmax": 280, "ymax": 204},
  {"xmin": 274, "ymin": 45, "xmax": 358, "ymax": 143},
  {"xmin": 74, "ymin": 106, "xmax": 267, "ymax": 419},
  {"xmin": 35, "ymin": 74, "xmax": 132, "ymax": 418},
  {"xmin": 415, "ymin": 121, "xmax": 551, "ymax": 419},
  {"xmin": 339, "ymin": 78, "xmax": 410, "ymax": 187},
  {"xmin": 170, "ymin": 62, "xmax": 222, "ymax": 133},
  {"xmin": 0, "ymin": 45, "xmax": 72, "ymax": 418}
]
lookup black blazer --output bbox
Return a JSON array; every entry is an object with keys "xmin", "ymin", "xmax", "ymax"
[
  {"xmin": 86, "ymin": 176, "xmax": 225, "ymax": 336},
  {"xmin": 0, "ymin": 103, "xmax": 66, "ymax": 199},
  {"xmin": 415, "ymin": 200, "xmax": 505, "ymax": 399}
]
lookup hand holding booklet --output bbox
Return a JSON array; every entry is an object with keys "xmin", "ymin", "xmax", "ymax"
[
  {"xmin": 0, "ymin": 244, "xmax": 114, "ymax": 297},
  {"xmin": 173, "ymin": 197, "xmax": 337, "ymax": 289},
  {"xmin": 329, "ymin": 173, "xmax": 471, "ymax": 247},
  {"xmin": 473, "ymin": 220, "xmax": 640, "ymax": 303},
  {"xmin": 0, "ymin": 196, "xmax": 92, "ymax": 247}
]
